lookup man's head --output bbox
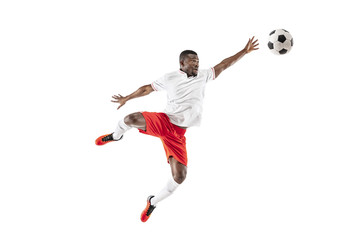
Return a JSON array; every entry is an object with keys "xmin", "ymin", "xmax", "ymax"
[{"xmin": 179, "ymin": 50, "xmax": 199, "ymax": 77}]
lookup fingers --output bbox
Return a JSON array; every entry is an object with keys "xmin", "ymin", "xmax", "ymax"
[
  {"xmin": 111, "ymin": 94, "xmax": 121, "ymax": 105},
  {"xmin": 249, "ymin": 36, "xmax": 259, "ymax": 50},
  {"xmin": 247, "ymin": 36, "xmax": 259, "ymax": 47},
  {"xmin": 111, "ymin": 96, "xmax": 119, "ymax": 103},
  {"xmin": 250, "ymin": 37, "xmax": 258, "ymax": 45},
  {"xmin": 111, "ymin": 94, "xmax": 123, "ymax": 102},
  {"xmin": 112, "ymin": 102, "xmax": 122, "ymax": 110},
  {"xmin": 249, "ymin": 36, "xmax": 257, "ymax": 45},
  {"xmin": 111, "ymin": 94, "xmax": 123, "ymax": 110}
]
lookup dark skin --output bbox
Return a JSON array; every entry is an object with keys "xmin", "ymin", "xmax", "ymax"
[{"xmin": 111, "ymin": 37, "xmax": 259, "ymax": 184}]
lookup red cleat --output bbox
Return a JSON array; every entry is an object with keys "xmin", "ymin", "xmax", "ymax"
[
  {"xmin": 140, "ymin": 196, "xmax": 156, "ymax": 222},
  {"xmin": 95, "ymin": 133, "xmax": 123, "ymax": 146}
]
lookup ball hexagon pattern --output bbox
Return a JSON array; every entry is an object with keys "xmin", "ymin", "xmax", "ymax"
[{"xmin": 268, "ymin": 29, "xmax": 293, "ymax": 55}]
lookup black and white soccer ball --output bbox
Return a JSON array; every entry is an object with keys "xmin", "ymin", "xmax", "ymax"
[{"xmin": 268, "ymin": 29, "xmax": 293, "ymax": 55}]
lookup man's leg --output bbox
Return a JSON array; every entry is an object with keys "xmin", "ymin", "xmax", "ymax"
[
  {"xmin": 113, "ymin": 112, "xmax": 146, "ymax": 139},
  {"xmin": 169, "ymin": 157, "xmax": 187, "ymax": 184},
  {"xmin": 96, "ymin": 112, "xmax": 146, "ymax": 145},
  {"xmin": 150, "ymin": 157, "xmax": 187, "ymax": 206},
  {"xmin": 124, "ymin": 112, "xmax": 146, "ymax": 131},
  {"xmin": 141, "ymin": 157, "xmax": 187, "ymax": 222}
]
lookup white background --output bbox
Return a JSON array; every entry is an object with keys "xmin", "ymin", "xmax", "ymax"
[{"xmin": 1, "ymin": 0, "xmax": 359, "ymax": 239}]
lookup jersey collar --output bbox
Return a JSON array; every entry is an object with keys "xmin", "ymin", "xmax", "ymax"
[
  {"xmin": 179, "ymin": 69, "xmax": 186, "ymax": 75},
  {"xmin": 179, "ymin": 69, "xmax": 195, "ymax": 79}
]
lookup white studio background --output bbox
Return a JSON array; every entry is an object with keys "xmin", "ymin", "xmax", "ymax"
[{"xmin": 0, "ymin": 0, "xmax": 359, "ymax": 239}]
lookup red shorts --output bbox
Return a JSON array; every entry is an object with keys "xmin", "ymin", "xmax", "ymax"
[{"xmin": 138, "ymin": 112, "xmax": 188, "ymax": 166}]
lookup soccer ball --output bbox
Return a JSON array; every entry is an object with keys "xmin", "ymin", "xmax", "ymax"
[{"xmin": 268, "ymin": 29, "xmax": 293, "ymax": 55}]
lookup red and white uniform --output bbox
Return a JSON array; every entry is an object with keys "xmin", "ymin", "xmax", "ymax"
[
  {"xmin": 151, "ymin": 68, "xmax": 215, "ymax": 127},
  {"xmin": 139, "ymin": 68, "xmax": 215, "ymax": 166}
]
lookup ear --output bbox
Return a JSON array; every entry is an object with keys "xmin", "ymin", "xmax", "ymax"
[{"xmin": 180, "ymin": 61, "xmax": 184, "ymax": 67}]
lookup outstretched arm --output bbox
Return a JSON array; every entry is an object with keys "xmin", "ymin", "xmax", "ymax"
[
  {"xmin": 213, "ymin": 36, "xmax": 259, "ymax": 78},
  {"xmin": 111, "ymin": 84, "xmax": 154, "ymax": 110}
]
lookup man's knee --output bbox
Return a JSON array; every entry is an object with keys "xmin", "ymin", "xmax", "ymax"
[
  {"xmin": 169, "ymin": 157, "xmax": 187, "ymax": 184},
  {"xmin": 124, "ymin": 112, "xmax": 143, "ymax": 127},
  {"xmin": 173, "ymin": 169, "xmax": 187, "ymax": 184}
]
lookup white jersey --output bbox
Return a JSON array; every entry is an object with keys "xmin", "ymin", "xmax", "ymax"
[{"xmin": 151, "ymin": 68, "xmax": 215, "ymax": 127}]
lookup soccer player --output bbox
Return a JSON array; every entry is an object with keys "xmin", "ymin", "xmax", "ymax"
[{"xmin": 95, "ymin": 37, "xmax": 259, "ymax": 222}]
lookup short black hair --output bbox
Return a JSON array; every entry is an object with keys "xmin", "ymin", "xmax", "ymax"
[{"xmin": 179, "ymin": 50, "xmax": 197, "ymax": 63}]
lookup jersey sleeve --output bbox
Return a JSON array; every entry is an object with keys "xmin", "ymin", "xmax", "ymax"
[
  {"xmin": 151, "ymin": 75, "xmax": 167, "ymax": 91},
  {"xmin": 205, "ymin": 67, "xmax": 216, "ymax": 83}
]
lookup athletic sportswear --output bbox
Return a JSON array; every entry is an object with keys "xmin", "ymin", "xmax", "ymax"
[
  {"xmin": 151, "ymin": 68, "xmax": 215, "ymax": 127},
  {"xmin": 139, "ymin": 112, "xmax": 187, "ymax": 166},
  {"xmin": 113, "ymin": 118, "xmax": 131, "ymax": 140},
  {"xmin": 95, "ymin": 133, "xmax": 123, "ymax": 145},
  {"xmin": 140, "ymin": 195, "xmax": 156, "ymax": 222},
  {"xmin": 151, "ymin": 177, "xmax": 180, "ymax": 206}
]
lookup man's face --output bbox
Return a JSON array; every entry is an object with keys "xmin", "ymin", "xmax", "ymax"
[{"xmin": 181, "ymin": 54, "xmax": 199, "ymax": 77}]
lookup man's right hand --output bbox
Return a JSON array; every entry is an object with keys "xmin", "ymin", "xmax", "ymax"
[
  {"xmin": 111, "ymin": 94, "xmax": 128, "ymax": 110},
  {"xmin": 111, "ymin": 84, "xmax": 154, "ymax": 110}
]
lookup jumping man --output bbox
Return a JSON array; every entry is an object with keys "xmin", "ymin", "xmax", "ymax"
[{"xmin": 95, "ymin": 36, "xmax": 259, "ymax": 222}]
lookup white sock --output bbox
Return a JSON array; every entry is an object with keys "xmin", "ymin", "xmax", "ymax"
[
  {"xmin": 113, "ymin": 118, "xmax": 132, "ymax": 140},
  {"xmin": 151, "ymin": 177, "xmax": 180, "ymax": 206}
]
